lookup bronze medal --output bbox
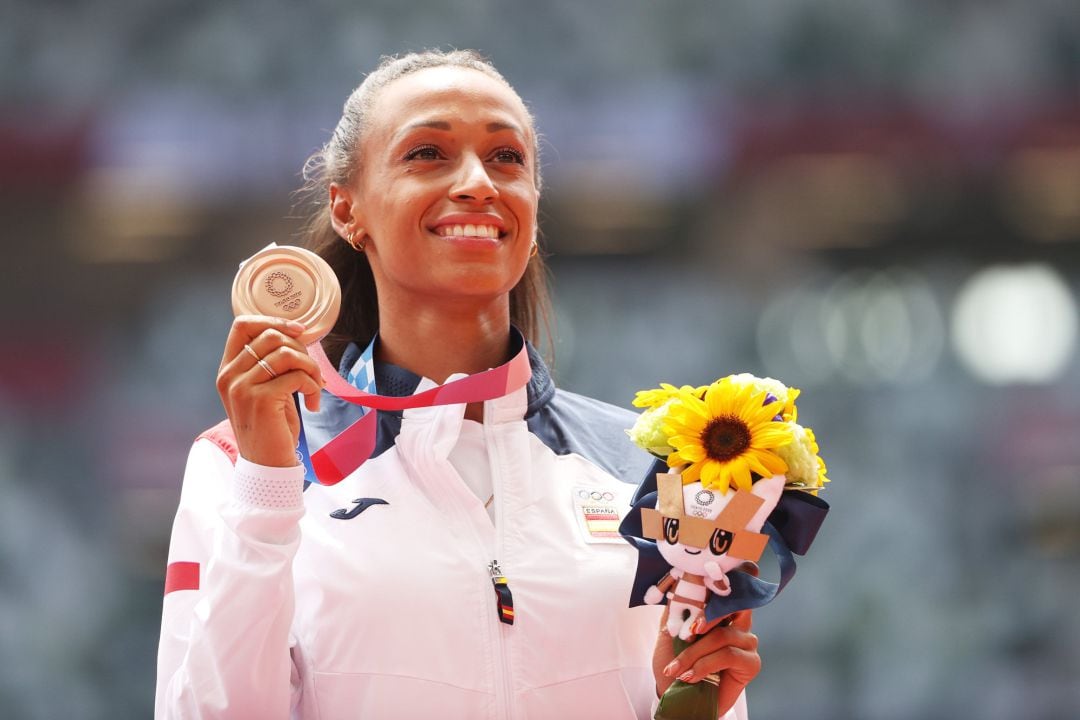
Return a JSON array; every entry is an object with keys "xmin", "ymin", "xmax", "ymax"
[{"xmin": 231, "ymin": 244, "xmax": 341, "ymax": 346}]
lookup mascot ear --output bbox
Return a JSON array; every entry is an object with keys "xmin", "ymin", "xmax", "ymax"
[
  {"xmin": 745, "ymin": 475, "xmax": 785, "ymax": 533},
  {"xmin": 656, "ymin": 473, "xmax": 684, "ymax": 517}
]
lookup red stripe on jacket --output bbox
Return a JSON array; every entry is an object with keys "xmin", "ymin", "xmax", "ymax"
[
  {"xmin": 164, "ymin": 561, "xmax": 200, "ymax": 595},
  {"xmin": 162, "ymin": 422, "xmax": 237, "ymax": 597}
]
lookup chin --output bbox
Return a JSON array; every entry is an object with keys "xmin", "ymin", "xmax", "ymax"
[{"xmin": 444, "ymin": 267, "xmax": 525, "ymax": 296}]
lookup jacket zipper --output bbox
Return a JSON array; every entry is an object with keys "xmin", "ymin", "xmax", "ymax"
[
  {"xmin": 487, "ymin": 422, "xmax": 515, "ymax": 720},
  {"xmin": 488, "ymin": 560, "xmax": 515, "ymax": 625}
]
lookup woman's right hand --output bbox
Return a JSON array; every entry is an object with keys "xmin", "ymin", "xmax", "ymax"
[{"xmin": 216, "ymin": 316, "xmax": 326, "ymax": 467}]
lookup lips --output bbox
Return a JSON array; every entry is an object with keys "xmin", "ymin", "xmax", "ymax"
[
  {"xmin": 430, "ymin": 214, "xmax": 507, "ymax": 240},
  {"xmin": 435, "ymin": 223, "xmax": 502, "ymax": 239}
]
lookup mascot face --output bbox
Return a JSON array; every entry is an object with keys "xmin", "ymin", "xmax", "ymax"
[{"xmin": 649, "ymin": 475, "xmax": 786, "ymax": 575}]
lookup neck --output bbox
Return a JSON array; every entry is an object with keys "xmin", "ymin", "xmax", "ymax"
[{"xmin": 375, "ymin": 294, "xmax": 513, "ymax": 386}]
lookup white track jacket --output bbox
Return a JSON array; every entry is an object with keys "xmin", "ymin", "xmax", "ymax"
[{"xmin": 155, "ymin": 339, "xmax": 749, "ymax": 720}]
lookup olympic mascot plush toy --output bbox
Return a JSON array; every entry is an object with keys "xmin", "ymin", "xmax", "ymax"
[{"xmin": 642, "ymin": 473, "xmax": 783, "ymax": 640}]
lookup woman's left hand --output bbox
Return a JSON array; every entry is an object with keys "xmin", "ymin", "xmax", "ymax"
[{"xmin": 651, "ymin": 565, "xmax": 762, "ymax": 716}]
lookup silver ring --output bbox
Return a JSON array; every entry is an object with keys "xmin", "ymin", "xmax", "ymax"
[
  {"xmin": 243, "ymin": 343, "xmax": 261, "ymax": 362},
  {"xmin": 256, "ymin": 357, "xmax": 277, "ymax": 379}
]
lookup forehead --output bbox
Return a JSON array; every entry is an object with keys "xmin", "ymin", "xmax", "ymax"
[{"xmin": 367, "ymin": 66, "xmax": 534, "ymax": 146}]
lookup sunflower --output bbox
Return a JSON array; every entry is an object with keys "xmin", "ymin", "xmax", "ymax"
[
  {"xmin": 727, "ymin": 373, "xmax": 800, "ymax": 422},
  {"xmin": 663, "ymin": 377, "xmax": 794, "ymax": 493}
]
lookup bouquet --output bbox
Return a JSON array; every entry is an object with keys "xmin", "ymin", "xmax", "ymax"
[{"xmin": 619, "ymin": 374, "xmax": 831, "ymax": 720}]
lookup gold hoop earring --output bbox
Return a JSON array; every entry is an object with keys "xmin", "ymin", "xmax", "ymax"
[
  {"xmin": 529, "ymin": 240, "xmax": 539, "ymax": 258},
  {"xmin": 348, "ymin": 230, "xmax": 367, "ymax": 252}
]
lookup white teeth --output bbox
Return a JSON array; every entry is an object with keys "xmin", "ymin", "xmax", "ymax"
[{"xmin": 438, "ymin": 224, "xmax": 500, "ymax": 238}]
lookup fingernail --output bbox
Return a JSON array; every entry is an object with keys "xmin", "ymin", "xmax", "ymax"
[
  {"xmin": 286, "ymin": 320, "xmax": 306, "ymax": 332},
  {"xmin": 663, "ymin": 660, "xmax": 680, "ymax": 677},
  {"xmin": 677, "ymin": 670, "xmax": 695, "ymax": 683}
]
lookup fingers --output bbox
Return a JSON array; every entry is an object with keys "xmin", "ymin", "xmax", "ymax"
[
  {"xmin": 652, "ymin": 562, "xmax": 766, "ymax": 711},
  {"xmin": 218, "ymin": 320, "xmax": 324, "ymax": 395},
  {"xmin": 242, "ymin": 339, "xmax": 323, "ymax": 386},
  {"xmin": 239, "ymin": 366, "xmax": 324, "ymax": 410},
  {"xmin": 661, "ymin": 621, "xmax": 761, "ymax": 715},
  {"xmin": 711, "ymin": 645, "xmax": 762, "ymax": 715},
  {"xmin": 215, "ymin": 316, "xmax": 327, "ymax": 467},
  {"xmin": 222, "ymin": 344, "xmax": 324, "ymax": 411},
  {"xmin": 665, "ymin": 621, "xmax": 758, "ymax": 676},
  {"xmin": 682, "ymin": 641, "xmax": 760, "ymax": 682},
  {"xmin": 729, "ymin": 608, "xmax": 753, "ymax": 633},
  {"xmin": 221, "ymin": 315, "xmax": 309, "ymax": 367}
]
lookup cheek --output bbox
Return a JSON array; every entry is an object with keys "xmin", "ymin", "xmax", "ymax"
[{"xmin": 505, "ymin": 181, "xmax": 539, "ymax": 225}]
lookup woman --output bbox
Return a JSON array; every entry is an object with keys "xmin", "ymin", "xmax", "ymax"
[{"xmin": 156, "ymin": 50, "xmax": 760, "ymax": 719}]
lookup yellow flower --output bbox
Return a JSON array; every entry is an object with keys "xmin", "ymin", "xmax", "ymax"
[
  {"xmin": 663, "ymin": 377, "xmax": 794, "ymax": 493},
  {"xmin": 805, "ymin": 427, "xmax": 830, "ymax": 487},
  {"xmin": 782, "ymin": 387, "xmax": 800, "ymax": 423},
  {"xmin": 632, "ymin": 382, "xmax": 709, "ymax": 410},
  {"xmin": 727, "ymin": 373, "xmax": 800, "ymax": 422},
  {"xmin": 776, "ymin": 423, "xmax": 829, "ymax": 492},
  {"xmin": 626, "ymin": 401, "xmax": 677, "ymax": 456}
]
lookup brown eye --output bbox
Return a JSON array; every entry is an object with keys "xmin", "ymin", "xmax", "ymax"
[
  {"xmin": 404, "ymin": 144, "xmax": 441, "ymax": 161},
  {"xmin": 491, "ymin": 147, "xmax": 525, "ymax": 164},
  {"xmin": 709, "ymin": 529, "xmax": 733, "ymax": 556},
  {"xmin": 663, "ymin": 517, "xmax": 680, "ymax": 545}
]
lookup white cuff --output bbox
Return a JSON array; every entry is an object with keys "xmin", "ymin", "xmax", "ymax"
[{"xmin": 232, "ymin": 456, "xmax": 306, "ymax": 510}]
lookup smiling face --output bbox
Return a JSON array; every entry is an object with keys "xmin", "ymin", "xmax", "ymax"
[
  {"xmin": 653, "ymin": 477, "xmax": 785, "ymax": 575},
  {"xmin": 344, "ymin": 66, "xmax": 539, "ymax": 311},
  {"xmin": 655, "ymin": 482, "xmax": 731, "ymax": 575}
]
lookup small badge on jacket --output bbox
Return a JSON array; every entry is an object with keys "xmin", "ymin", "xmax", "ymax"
[{"xmin": 572, "ymin": 486, "xmax": 625, "ymax": 544}]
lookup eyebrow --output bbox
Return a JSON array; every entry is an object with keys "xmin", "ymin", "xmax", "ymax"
[
  {"xmin": 485, "ymin": 121, "xmax": 522, "ymax": 134},
  {"xmin": 402, "ymin": 120, "xmax": 525, "ymax": 135}
]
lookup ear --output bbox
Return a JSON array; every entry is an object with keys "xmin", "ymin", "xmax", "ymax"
[
  {"xmin": 329, "ymin": 182, "xmax": 365, "ymax": 241},
  {"xmin": 744, "ymin": 474, "xmax": 785, "ymax": 533}
]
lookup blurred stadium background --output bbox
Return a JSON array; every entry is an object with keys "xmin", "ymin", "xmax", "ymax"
[{"xmin": 3, "ymin": 1, "xmax": 1079, "ymax": 717}]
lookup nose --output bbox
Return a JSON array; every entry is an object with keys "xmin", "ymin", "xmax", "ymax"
[{"xmin": 449, "ymin": 153, "xmax": 498, "ymax": 203}]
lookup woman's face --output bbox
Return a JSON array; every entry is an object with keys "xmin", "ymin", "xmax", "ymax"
[{"xmin": 348, "ymin": 66, "xmax": 539, "ymax": 311}]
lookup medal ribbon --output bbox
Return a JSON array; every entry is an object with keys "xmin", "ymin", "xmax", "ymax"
[{"xmin": 300, "ymin": 340, "xmax": 532, "ymax": 485}]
